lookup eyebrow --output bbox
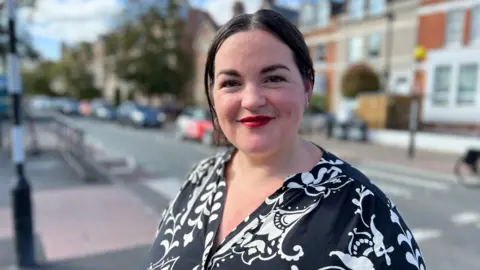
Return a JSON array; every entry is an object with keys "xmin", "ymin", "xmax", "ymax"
[{"xmin": 216, "ymin": 64, "xmax": 290, "ymax": 78}]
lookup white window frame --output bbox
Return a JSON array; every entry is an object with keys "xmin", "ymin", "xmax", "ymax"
[
  {"xmin": 317, "ymin": 0, "xmax": 331, "ymax": 28},
  {"xmin": 456, "ymin": 63, "xmax": 478, "ymax": 106},
  {"xmin": 300, "ymin": 3, "xmax": 317, "ymax": 30},
  {"xmin": 445, "ymin": 9, "xmax": 465, "ymax": 47},
  {"xmin": 470, "ymin": 5, "xmax": 480, "ymax": 44},
  {"xmin": 367, "ymin": 32, "xmax": 382, "ymax": 58},
  {"xmin": 349, "ymin": 0, "xmax": 365, "ymax": 20},
  {"xmin": 348, "ymin": 36, "xmax": 364, "ymax": 63},
  {"xmin": 313, "ymin": 73, "xmax": 326, "ymax": 96},
  {"xmin": 431, "ymin": 65, "xmax": 452, "ymax": 107},
  {"xmin": 369, "ymin": 0, "xmax": 386, "ymax": 16}
]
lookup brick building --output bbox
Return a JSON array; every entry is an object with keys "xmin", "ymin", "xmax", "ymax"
[
  {"xmin": 417, "ymin": 0, "xmax": 480, "ymax": 130},
  {"xmin": 299, "ymin": 0, "xmax": 344, "ymax": 112}
]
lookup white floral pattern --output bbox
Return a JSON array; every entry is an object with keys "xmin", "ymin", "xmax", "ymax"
[{"xmin": 143, "ymin": 149, "xmax": 427, "ymax": 270}]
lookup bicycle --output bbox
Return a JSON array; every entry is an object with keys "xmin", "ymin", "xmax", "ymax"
[{"xmin": 454, "ymin": 148, "xmax": 480, "ymax": 187}]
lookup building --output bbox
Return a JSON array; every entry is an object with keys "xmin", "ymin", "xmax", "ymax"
[
  {"xmin": 299, "ymin": 0, "xmax": 344, "ymax": 112},
  {"xmin": 260, "ymin": 0, "xmax": 299, "ymax": 25},
  {"xmin": 417, "ymin": 0, "xmax": 480, "ymax": 130},
  {"xmin": 192, "ymin": 10, "xmax": 219, "ymax": 107},
  {"xmin": 336, "ymin": 0, "xmax": 418, "ymax": 111}
]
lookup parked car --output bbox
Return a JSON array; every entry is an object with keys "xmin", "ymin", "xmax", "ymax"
[
  {"xmin": 93, "ymin": 104, "xmax": 117, "ymax": 121},
  {"xmin": 58, "ymin": 98, "xmax": 80, "ymax": 116},
  {"xmin": 79, "ymin": 100, "xmax": 92, "ymax": 117},
  {"xmin": 175, "ymin": 107, "xmax": 228, "ymax": 146},
  {"xmin": 116, "ymin": 101, "xmax": 166, "ymax": 127}
]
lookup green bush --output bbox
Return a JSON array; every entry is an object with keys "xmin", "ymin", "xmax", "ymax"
[
  {"xmin": 341, "ymin": 63, "xmax": 381, "ymax": 98},
  {"xmin": 307, "ymin": 94, "xmax": 326, "ymax": 113}
]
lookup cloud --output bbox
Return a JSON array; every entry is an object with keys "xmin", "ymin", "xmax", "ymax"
[{"xmin": 21, "ymin": 0, "xmax": 122, "ymax": 43}]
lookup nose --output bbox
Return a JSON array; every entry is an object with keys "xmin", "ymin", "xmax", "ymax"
[{"xmin": 240, "ymin": 83, "xmax": 267, "ymax": 110}]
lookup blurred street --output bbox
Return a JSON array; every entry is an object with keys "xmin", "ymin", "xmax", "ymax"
[
  {"xmin": 53, "ymin": 115, "xmax": 479, "ymax": 270},
  {"xmin": 0, "ymin": 127, "xmax": 159, "ymax": 270}
]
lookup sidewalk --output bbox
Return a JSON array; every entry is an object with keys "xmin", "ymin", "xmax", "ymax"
[
  {"xmin": 305, "ymin": 134, "xmax": 459, "ymax": 174},
  {"xmin": 0, "ymin": 149, "xmax": 159, "ymax": 269}
]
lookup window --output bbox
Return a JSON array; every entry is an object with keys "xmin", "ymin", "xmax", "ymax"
[
  {"xmin": 349, "ymin": 0, "xmax": 364, "ymax": 20},
  {"xmin": 369, "ymin": 0, "xmax": 385, "ymax": 15},
  {"xmin": 445, "ymin": 10, "xmax": 464, "ymax": 46},
  {"xmin": 301, "ymin": 3, "xmax": 316, "ymax": 28},
  {"xmin": 313, "ymin": 73, "xmax": 326, "ymax": 95},
  {"xmin": 317, "ymin": 0, "xmax": 331, "ymax": 28},
  {"xmin": 315, "ymin": 44, "xmax": 326, "ymax": 62},
  {"xmin": 470, "ymin": 6, "xmax": 480, "ymax": 42},
  {"xmin": 348, "ymin": 37, "xmax": 364, "ymax": 63},
  {"xmin": 432, "ymin": 66, "xmax": 452, "ymax": 106},
  {"xmin": 456, "ymin": 64, "xmax": 478, "ymax": 105},
  {"xmin": 367, "ymin": 32, "xmax": 382, "ymax": 58}
]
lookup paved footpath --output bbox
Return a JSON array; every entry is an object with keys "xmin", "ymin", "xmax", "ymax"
[
  {"xmin": 0, "ymin": 149, "xmax": 160, "ymax": 269},
  {"xmin": 304, "ymin": 134, "xmax": 461, "ymax": 175}
]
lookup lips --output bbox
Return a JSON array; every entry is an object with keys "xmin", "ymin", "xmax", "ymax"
[{"xmin": 239, "ymin": 115, "xmax": 274, "ymax": 128}]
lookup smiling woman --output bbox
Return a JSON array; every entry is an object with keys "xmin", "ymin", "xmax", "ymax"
[{"xmin": 142, "ymin": 9, "xmax": 427, "ymax": 270}]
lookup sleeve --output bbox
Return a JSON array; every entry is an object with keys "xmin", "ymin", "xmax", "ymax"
[{"xmin": 328, "ymin": 184, "xmax": 427, "ymax": 270}]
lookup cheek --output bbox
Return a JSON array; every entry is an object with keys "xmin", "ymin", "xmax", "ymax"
[
  {"xmin": 270, "ymin": 92, "xmax": 304, "ymax": 119},
  {"xmin": 212, "ymin": 92, "xmax": 238, "ymax": 126}
]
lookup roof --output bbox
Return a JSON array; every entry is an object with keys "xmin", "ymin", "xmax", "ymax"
[
  {"xmin": 269, "ymin": 4, "xmax": 299, "ymax": 24},
  {"xmin": 199, "ymin": 9, "xmax": 220, "ymax": 31}
]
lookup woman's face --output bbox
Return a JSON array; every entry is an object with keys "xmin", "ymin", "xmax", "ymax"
[{"xmin": 212, "ymin": 29, "xmax": 310, "ymax": 155}]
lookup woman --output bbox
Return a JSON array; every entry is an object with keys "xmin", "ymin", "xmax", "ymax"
[{"xmin": 143, "ymin": 9, "xmax": 426, "ymax": 270}]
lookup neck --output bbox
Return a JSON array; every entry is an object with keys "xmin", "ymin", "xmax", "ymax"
[{"xmin": 233, "ymin": 136, "xmax": 317, "ymax": 181}]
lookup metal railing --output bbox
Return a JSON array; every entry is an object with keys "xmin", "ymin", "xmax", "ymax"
[{"xmin": 49, "ymin": 114, "xmax": 109, "ymax": 183}]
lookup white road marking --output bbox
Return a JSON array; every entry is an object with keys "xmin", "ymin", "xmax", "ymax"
[
  {"xmin": 360, "ymin": 161, "xmax": 455, "ymax": 183},
  {"xmin": 359, "ymin": 167, "xmax": 450, "ymax": 191},
  {"xmin": 109, "ymin": 166, "xmax": 136, "ymax": 175},
  {"xmin": 27, "ymin": 159, "xmax": 62, "ymax": 170},
  {"xmin": 373, "ymin": 182, "xmax": 412, "ymax": 199},
  {"xmin": 411, "ymin": 228, "xmax": 442, "ymax": 242},
  {"xmin": 451, "ymin": 212, "xmax": 480, "ymax": 226},
  {"xmin": 144, "ymin": 177, "xmax": 183, "ymax": 201}
]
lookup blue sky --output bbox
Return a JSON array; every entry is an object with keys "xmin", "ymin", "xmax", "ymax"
[{"xmin": 26, "ymin": 0, "xmax": 306, "ymax": 61}]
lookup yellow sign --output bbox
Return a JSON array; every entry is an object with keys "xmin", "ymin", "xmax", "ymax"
[{"xmin": 414, "ymin": 45, "xmax": 426, "ymax": 61}]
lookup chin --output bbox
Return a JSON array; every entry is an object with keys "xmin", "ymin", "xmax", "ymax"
[{"xmin": 235, "ymin": 136, "xmax": 277, "ymax": 155}]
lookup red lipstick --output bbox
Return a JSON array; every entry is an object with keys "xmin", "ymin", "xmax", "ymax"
[{"xmin": 239, "ymin": 115, "xmax": 274, "ymax": 128}]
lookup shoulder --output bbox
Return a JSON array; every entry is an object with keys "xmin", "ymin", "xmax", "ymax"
[
  {"xmin": 308, "ymin": 151, "xmax": 428, "ymax": 269},
  {"xmin": 184, "ymin": 149, "xmax": 230, "ymax": 186}
]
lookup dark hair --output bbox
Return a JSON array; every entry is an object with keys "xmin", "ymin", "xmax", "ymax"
[{"xmin": 203, "ymin": 9, "xmax": 315, "ymax": 144}]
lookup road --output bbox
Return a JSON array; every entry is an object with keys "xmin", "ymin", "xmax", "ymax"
[{"xmin": 64, "ymin": 116, "xmax": 480, "ymax": 270}]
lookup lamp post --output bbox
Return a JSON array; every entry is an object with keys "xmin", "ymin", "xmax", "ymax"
[
  {"xmin": 7, "ymin": 0, "xmax": 36, "ymax": 267},
  {"xmin": 408, "ymin": 45, "xmax": 426, "ymax": 159}
]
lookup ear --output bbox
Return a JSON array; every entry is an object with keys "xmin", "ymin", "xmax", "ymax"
[{"xmin": 304, "ymin": 79, "xmax": 313, "ymax": 107}]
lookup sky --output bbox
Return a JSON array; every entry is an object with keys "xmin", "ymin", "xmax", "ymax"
[{"xmin": 19, "ymin": 0, "xmax": 303, "ymax": 61}]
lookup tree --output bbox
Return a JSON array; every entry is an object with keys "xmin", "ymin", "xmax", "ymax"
[
  {"xmin": 113, "ymin": 0, "xmax": 194, "ymax": 103},
  {"xmin": 0, "ymin": 0, "xmax": 40, "ymax": 67},
  {"xmin": 341, "ymin": 63, "xmax": 381, "ymax": 98},
  {"xmin": 21, "ymin": 62, "xmax": 59, "ymax": 97},
  {"xmin": 57, "ymin": 44, "xmax": 102, "ymax": 100}
]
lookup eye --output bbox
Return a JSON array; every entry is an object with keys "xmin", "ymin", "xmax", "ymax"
[
  {"xmin": 220, "ymin": 80, "xmax": 241, "ymax": 88},
  {"xmin": 265, "ymin": 76, "xmax": 286, "ymax": 83}
]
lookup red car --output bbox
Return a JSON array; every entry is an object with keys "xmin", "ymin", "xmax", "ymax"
[{"xmin": 175, "ymin": 107, "xmax": 228, "ymax": 146}]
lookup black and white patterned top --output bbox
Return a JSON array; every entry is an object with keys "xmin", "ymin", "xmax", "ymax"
[{"xmin": 142, "ymin": 148, "xmax": 427, "ymax": 270}]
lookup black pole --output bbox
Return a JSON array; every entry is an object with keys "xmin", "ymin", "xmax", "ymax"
[
  {"xmin": 384, "ymin": 11, "xmax": 394, "ymax": 93},
  {"xmin": 7, "ymin": 0, "xmax": 36, "ymax": 267},
  {"xmin": 408, "ymin": 94, "xmax": 419, "ymax": 159}
]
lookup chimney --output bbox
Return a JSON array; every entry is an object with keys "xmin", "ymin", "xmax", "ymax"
[
  {"xmin": 232, "ymin": 1, "xmax": 245, "ymax": 17},
  {"xmin": 263, "ymin": 0, "xmax": 275, "ymax": 6}
]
